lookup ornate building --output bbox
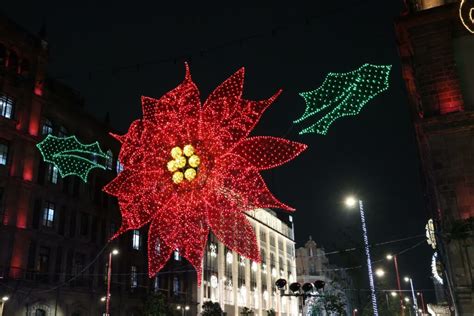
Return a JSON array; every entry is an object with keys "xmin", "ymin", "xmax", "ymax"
[
  {"xmin": 0, "ymin": 13, "xmax": 160, "ymax": 316},
  {"xmin": 396, "ymin": 0, "xmax": 474, "ymax": 314},
  {"xmin": 295, "ymin": 237, "xmax": 354, "ymax": 315}
]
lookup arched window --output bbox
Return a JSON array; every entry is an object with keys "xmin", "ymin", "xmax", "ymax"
[
  {"xmin": 172, "ymin": 276, "xmax": 180, "ymax": 295},
  {"xmin": 116, "ymin": 159, "xmax": 124, "ymax": 174},
  {"xmin": 35, "ymin": 309, "xmax": 46, "ymax": 316},
  {"xmin": 106, "ymin": 150, "xmax": 113, "ymax": 170},
  {"xmin": 8, "ymin": 51, "xmax": 18, "ymax": 72},
  {"xmin": 42, "ymin": 119, "xmax": 53, "ymax": 136}
]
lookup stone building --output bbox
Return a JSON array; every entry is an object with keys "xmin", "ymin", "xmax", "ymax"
[
  {"xmin": 0, "ymin": 13, "xmax": 162, "ymax": 316},
  {"xmin": 395, "ymin": 0, "xmax": 474, "ymax": 314},
  {"xmin": 157, "ymin": 208, "xmax": 299, "ymax": 316},
  {"xmin": 295, "ymin": 237, "xmax": 354, "ymax": 315}
]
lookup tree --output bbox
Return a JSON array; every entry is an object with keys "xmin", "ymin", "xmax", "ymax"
[
  {"xmin": 202, "ymin": 301, "xmax": 223, "ymax": 316},
  {"xmin": 241, "ymin": 307, "xmax": 254, "ymax": 315},
  {"xmin": 141, "ymin": 292, "xmax": 172, "ymax": 316},
  {"xmin": 266, "ymin": 309, "xmax": 276, "ymax": 316}
]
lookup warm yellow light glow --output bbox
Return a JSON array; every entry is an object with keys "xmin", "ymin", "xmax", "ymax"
[
  {"xmin": 1, "ymin": 296, "xmax": 9, "ymax": 302},
  {"xmin": 173, "ymin": 171, "xmax": 184, "ymax": 184},
  {"xmin": 167, "ymin": 160, "xmax": 178, "ymax": 172},
  {"xmin": 188, "ymin": 154, "xmax": 201, "ymax": 168},
  {"xmin": 404, "ymin": 276, "xmax": 410, "ymax": 283},
  {"xmin": 390, "ymin": 291, "xmax": 397, "ymax": 297},
  {"xmin": 404, "ymin": 297, "xmax": 410, "ymax": 303},
  {"xmin": 112, "ymin": 249, "xmax": 119, "ymax": 255},
  {"xmin": 183, "ymin": 144, "xmax": 195, "ymax": 157},
  {"xmin": 100, "ymin": 296, "xmax": 106, "ymax": 302},
  {"xmin": 345, "ymin": 196, "xmax": 357, "ymax": 208},
  {"xmin": 184, "ymin": 168, "xmax": 197, "ymax": 181},
  {"xmin": 386, "ymin": 254, "xmax": 393, "ymax": 260},
  {"xmin": 171, "ymin": 146, "xmax": 183, "ymax": 159},
  {"xmin": 176, "ymin": 156, "xmax": 187, "ymax": 169},
  {"xmin": 375, "ymin": 268, "xmax": 385, "ymax": 278}
]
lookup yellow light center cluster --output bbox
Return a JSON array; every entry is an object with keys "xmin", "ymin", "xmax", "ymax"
[{"xmin": 167, "ymin": 144, "xmax": 201, "ymax": 184}]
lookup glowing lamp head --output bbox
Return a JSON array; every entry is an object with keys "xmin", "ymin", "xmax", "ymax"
[
  {"xmin": 345, "ymin": 196, "xmax": 357, "ymax": 208},
  {"xmin": 1, "ymin": 296, "xmax": 9, "ymax": 302},
  {"xmin": 404, "ymin": 276, "xmax": 410, "ymax": 283},
  {"xmin": 404, "ymin": 297, "xmax": 410, "ymax": 303},
  {"xmin": 386, "ymin": 254, "xmax": 393, "ymax": 260},
  {"xmin": 375, "ymin": 268, "xmax": 385, "ymax": 278},
  {"xmin": 390, "ymin": 291, "xmax": 397, "ymax": 297},
  {"xmin": 185, "ymin": 306, "xmax": 190, "ymax": 311},
  {"xmin": 176, "ymin": 306, "xmax": 181, "ymax": 310},
  {"xmin": 112, "ymin": 249, "xmax": 119, "ymax": 255},
  {"xmin": 100, "ymin": 296, "xmax": 106, "ymax": 302}
]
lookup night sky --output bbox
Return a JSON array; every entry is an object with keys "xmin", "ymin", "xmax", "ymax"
[{"xmin": 2, "ymin": 0, "xmax": 435, "ymax": 305}]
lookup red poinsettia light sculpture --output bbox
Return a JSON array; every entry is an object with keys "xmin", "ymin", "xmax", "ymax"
[{"xmin": 103, "ymin": 64, "xmax": 307, "ymax": 283}]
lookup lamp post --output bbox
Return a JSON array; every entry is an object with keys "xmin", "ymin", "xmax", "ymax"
[
  {"xmin": 345, "ymin": 196, "xmax": 379, "ymax": 316},
  {"xmin": 386, "ymin": 254, "xmax": 404, "ymax": 313},
  {"xmin": 105, "ymin": 249, "xmax": 119, "ymax": 316},
  {"xmin": 275, "ymin": 279, "xmax": 325, "ymax": 315},
  {"xmin": 353, "ymin": 308, "xmax": 358, "ymax": 316},
  {"xmin": 176, "ymin": 305, "xmax": 190, "ymax": 316},
  {"xmin": 0, "ymin": 296, "xmax": 9, "ymax": 316},
  {"xmin": 404, "ymin": 277, "xmax": 419, "ymax": 315},
  {"xmin": 417, "ymin": 292, "xmax": 426, "ymax": 314}
]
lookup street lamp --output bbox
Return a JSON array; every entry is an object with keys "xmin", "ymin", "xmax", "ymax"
[
  {"xmin": 386, "ymin": 253, "xmax": 404, "ymax": 313},
  {"xmin": 353, "ymin": 308, "xmax": 358, "ymax": 316},
  {"xmin": 345, "ymin": 196, "xmax": 379, "ymax": 316},
  {"xmin": 404, "ymin": 276, "xmax": 419, "ymax": 315},
  {"xmin": 105, "ymin": 249, "xmax": 119, "ymax": 316},
  {"xmin": 0, "ymin": 296, "xmax": 9, "ymax": 316},
  {"xmin": 417, "ymin": 292, "xmax": 426, "ymax": 314},
  {"xmin": 176, "ymin": 305, "xmax": 190, "ymax": 316},
  {"xmin": 375, "ymin": 268, "xmax": 385, "ymax": 278}
]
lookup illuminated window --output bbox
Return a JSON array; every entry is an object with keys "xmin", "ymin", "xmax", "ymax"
[
  {"xmin": 130, "ymin": 265, "xmax": 138, "ymax": 288},
  {"xmin": 116, "ymin": 159, "xmax": 124, "ymax": 174},
  {"xmin": 0, "ymin": 94, "xmax": 14, "ymax": 119},
  {"xmin": 42, "ymin": 119, "xmax": 53, "ymax": 136},
  {"xmin": 132, "ymin": 230, "xmax": 141, "ymax": 250},
  {"xmin": 174, "ymin": 249, "xmax": 181, "ymax": 261},
  {"xmin": 42, "ymin": 202, "xmax": 55, "ymax": 228},
  {"xmin": 48, "ymin": 164, "xmax": 58, "ymax": 184},
  {"xmin": 172, "ymin": 276, "xmax": 180, "ymax": 295},
  {"xmin": 0, "ymin": 143, "xmax": 8, "ymax": 165},
  {"xmin": 106, "ymin": 150, "xmax": 113, "ymax": 170}
]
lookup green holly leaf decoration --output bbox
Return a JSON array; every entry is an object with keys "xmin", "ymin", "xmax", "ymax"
[
  {"xmin": 294, "ymin": 63, "xmax": 392, "ymax": 135},
  {"xmin": 36, "ymin": 135, "xmax": 108, "ymax": 182}
]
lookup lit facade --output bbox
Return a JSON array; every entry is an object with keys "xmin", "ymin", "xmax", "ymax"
[
  {"xmin": 396, "ymin": 0, "xmax": 474, "ymax": 314},
  {"xmin": 295, "ymin": 237, "xmax": 354, "ymax": 315},
  {"xmin": 198, "ymin": 208, "xmax": 298, "ymax": 316}
]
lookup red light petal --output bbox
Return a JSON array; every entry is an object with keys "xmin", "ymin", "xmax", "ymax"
[
  {"xmin": 208, "ymin": 154, "xmax": 294, "ymax": 211},
  {"xmin": 204, "ymin": 67, "xmax": 245, "ymax": 107},
  {"xmin": 142, "ymin": 63, "xmax": 201, "ymax": 125},
  {"xmin": 208, "ymin": 204, "xmax": 260, "ymax": 263},
  {"xmin": 202, "ymin": 90, "xmax": 282, "ymax": 151},
  {"xmin": 233, "ymin": 136, "xmax": 308, "ymax": 170}
]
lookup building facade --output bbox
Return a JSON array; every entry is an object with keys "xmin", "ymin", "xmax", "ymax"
[
  {"xmin": 156, "ymin": 208, "xmax": 298, "ymax": 316},
  {"xmin": 295, "ymin": 237, "xmax": 354, "ymax": 315},
  {"xmin": 0, "ymin": 13, "xmax": 164, "ymax": 316},
  {"xmin": 396, "ymin": 0, "xmax": 474, "ymax": 314}
]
